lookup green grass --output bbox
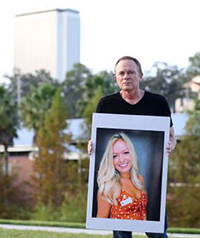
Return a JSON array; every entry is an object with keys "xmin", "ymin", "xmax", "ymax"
[
  {"xmin": 0, "ymin": 219, "xmax": 200, "ymax": 237},
  {"xmin": 0, "ymin": 228, "xmax": 200, "ymax": 238},
  {"xmin": 0, "ymin": 229, "xmax": 106, "ymax": 238},
  {"xmin": 0, "ymin": 228, "xmax": 112, "ymax": 238},
  {"xmin": 168, "ymin": 227, "xmax": 200, "ymax": 234},
  {"xmin": 0, "ymin": 219, "xmax": 85, "ymax": 229}
]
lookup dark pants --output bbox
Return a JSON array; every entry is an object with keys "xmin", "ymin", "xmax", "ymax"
[{"xmin": 113, "ymin": 217, "xmax": 168, "ymax": 238}]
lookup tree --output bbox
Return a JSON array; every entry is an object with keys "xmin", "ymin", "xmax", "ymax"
[
  {"xmin": 6, "ymin": 69, "xmax": 58, "ymax": 103},
  {"xmin": 61, "ymin": 63, "xmax": 93, "ymax": 118},
  {"xmin": 20, "ymin": 84, "xmax": 57, "ymax": 139},
  {"xmin": 62, "ymin": 64, "xmax": 118, "ymax": 118},
  {"xmin": 0, "ymin": 86, "xmax": 19, "ymax": 175},
  {"xmin": 78, "ymin": 70, "xmax": 117, "ymax": 116},
  {"xmin": 84, "ymin": 70, "xmax": 117, "ymax": 99},
  {"xmin": 167, "ymin": 99, "xmax": 200, "ymax": 227},
  {"xmin": 82, "ymin": 86, "xmax": 104, "ymax": 137},
  {"xmin": 186, "ymin": 52, "xmax": 200, "ymax": 78},
  {"xmin": 141, "ymin": 62, "xmax": 184, "ymax": 112},
  {"xmin": 32, "ymin": 88, "xmax": 72, "ymax": 207},
  {"xmin": 0, "ymin": 86, "xmax": 24, "ymax": 219}
]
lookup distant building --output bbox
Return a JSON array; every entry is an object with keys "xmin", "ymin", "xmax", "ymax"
[
  {"xmin": 175, "ymin": 75, "xmax": 200, "ymax": 112},
  {"xmin": 14, "ymin": 8, "xmax": 80, "ymax": 82},
  {"xmin": 0, "ymin": 118, "xmax": 87, "ymax": 194}
]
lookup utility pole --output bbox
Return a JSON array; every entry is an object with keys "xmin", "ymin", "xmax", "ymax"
[{"xmin": 17, "ymin": 74, "xmax": 21, "ymax": 106}]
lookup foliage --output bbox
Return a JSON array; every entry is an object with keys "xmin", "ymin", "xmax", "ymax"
[
  {"xmin": 186, "ymin": 98, "xmax": 200, "ymax": 137},
  {"xmin": 141, "ymin": 62, "xmax": 184, "ymax": 112},
  {"xmin": 170, "ymin": 99, "xmax": 200, "ymax": 184},
  {"xmin": 59, "ymin": 187, "xmax": 87, "ymax": 223},
  {"xmin": 6, "ymin": 69, "xmax": 58, "ymax": 101},
  {"xmin": 77, "ymin": 158, "xmax": 89, "ymax": 185},
  {"xmin": 61, "ymin": 63, "xmax": 93, "ymax": 118},
  {"xmin": 186, "ymin": 52, "xmax": 200, "ymax": 78},
  {"xmin": 30, "ymin": 186, "xmax": 87, "ymax": 223},
  {"xmin": 167, "ymin": 99, "xmax": 200, "ymax": 228},
  {"xmin": 0, "ymin": 86, "xmax": 19, "ymax": 175},
  {"xmin": 82, "ymin": 71, "xmax": 117, "ymax": 101},
  {"xmin": 0, "ymin": 172, "xmax": 31, "ymax": 220},
  {"xmin": 78, "ymin": 71, "xmax": 117, "ymax": 117},
  {"xmin": 82, "ymin": 86, "xmax": 104, "ymax": 137},
  {"xmin": 167, "ymin": 186, "xmax": 200, "ymax": 228},
  {"xmin": 20, "ymin": 84, "xmax": 57, "ymax": 138},
  {"xmin": 0, "ymin": 86, "xmax": 19, "ymax": 146},
  {"xmin": 62, "ymin": 64, "xmax": 117, "ymax": 118},
  {"xmin": 31, "ymin": 202, "xmax": 61, "ymax": 221},
  {"xmin": 0, "ymin": 86, "xmax": 31, "ymax": 220},
  {"xmin": 32, "ymin": 88, "xmax": 71, "ymax": 207}
]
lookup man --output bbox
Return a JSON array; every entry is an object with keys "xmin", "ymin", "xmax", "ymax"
[{"xmin": 88, "ymin": 56, "xmax": 176, "ymax": 238}]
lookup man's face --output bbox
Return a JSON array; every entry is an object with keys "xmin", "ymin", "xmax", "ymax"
[{"xmin": 115, "ymin": 59, "xmax": 142, "ymax": 92}]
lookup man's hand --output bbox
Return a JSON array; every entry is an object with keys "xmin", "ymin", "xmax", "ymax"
[
  {"xmin": 167, "ymin": 126, "xmax": 177, "ymax": 156},
  {"xmin": 87, "ymin": 140, "xmax": 92, "ymax": 155},
  {"xmin": 166, "ymin": 141, "xmax": 172, "ymax": 156}
]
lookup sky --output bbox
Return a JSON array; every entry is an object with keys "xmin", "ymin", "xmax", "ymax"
[{"xmin": 0, "ymin": 0, "xmax": 200, "ymax": 82}]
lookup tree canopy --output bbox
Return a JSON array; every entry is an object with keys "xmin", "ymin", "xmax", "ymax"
[
  {"xmin": 61, "ymin": 63, "xmax": 93, "ymax": 118},
  {"xmin": 32, "ymin": 88, "xmax": 71, "ymax": 207},
  {"xmin": 168, "ymin": 98, "xmax": 200, "ymax": 227},
  {"xmin": 6, "ymin": 69, "xmax": 58, "ymax": 102},
  {"xmin": 0, "ymin": 86, "xmax": 19, "ymax": 175},
  {"xmin": 141, "ymin": 62, "xmax": 185, "ymax": 112},
  {"xmin": 20, "ymin": 84, "xmax": 57, "ymax": 139},
  {"xmin": 186, "ymin": 52, "xmax": 200, "ymax": 78}
]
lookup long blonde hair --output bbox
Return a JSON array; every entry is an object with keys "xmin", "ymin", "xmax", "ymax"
[{"xmin": 97, "ymin": 133, "xmax": 145, "ymax": 205}]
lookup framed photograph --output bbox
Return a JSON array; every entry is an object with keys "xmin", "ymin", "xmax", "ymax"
[{"xmin": 86, "ymin": 113, "xmax": 170, "ymax": 233}]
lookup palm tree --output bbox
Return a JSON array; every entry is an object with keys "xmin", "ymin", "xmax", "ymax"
[
  {"xmin": 20, "ymin": 84, "xmax": 57, "ymax": 140},
  {"xmin": 0, "ymin": 86, "xmax": 19, "ymax": 176}
]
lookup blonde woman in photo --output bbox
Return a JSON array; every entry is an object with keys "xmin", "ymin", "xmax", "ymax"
[{"xmin": 97, "ymin": 132, "xmax": 147, "ymax": 220}]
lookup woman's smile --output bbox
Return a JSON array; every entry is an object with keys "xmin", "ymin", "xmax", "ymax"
[
  {"xmin": 112, "ymin": 139, "xmax": 132, "ymax": 173},
  {"xmin": 118, "ymin": 162, "xmax": 129, "ymax": 168}
]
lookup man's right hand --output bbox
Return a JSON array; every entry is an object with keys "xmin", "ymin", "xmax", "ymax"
[{"xmin": 87, "ymin": 140, "xmax": 92, "ymax": 155}]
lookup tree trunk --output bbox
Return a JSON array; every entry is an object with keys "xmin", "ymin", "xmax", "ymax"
[{"xmin": 4, "ymin": 145, "xmax": 9, "ymax": 176}]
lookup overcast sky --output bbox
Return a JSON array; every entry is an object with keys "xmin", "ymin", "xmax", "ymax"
[{"xmin": 0, "ymin": 0, "xmax": 200, "ymax": 82}]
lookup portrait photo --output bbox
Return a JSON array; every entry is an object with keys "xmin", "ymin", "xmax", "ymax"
[{"xmin": 86, "ymin": 113, "xmax": 170, "ymax": 233}]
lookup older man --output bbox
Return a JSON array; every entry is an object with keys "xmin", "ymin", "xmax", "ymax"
[{"xmin": 88, "ymin": 56, "xmax": 176, "ymax": 238}]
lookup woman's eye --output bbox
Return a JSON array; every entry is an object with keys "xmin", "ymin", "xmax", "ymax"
[
  {"xmin": 124, "ymin": 151, "xmax": 129, "ymax": 155},
  {"xmin": 113, "ymin": 155, "xmax": 117, "ymax": 159}
]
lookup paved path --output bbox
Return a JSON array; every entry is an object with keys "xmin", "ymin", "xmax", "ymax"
[{"xmin": 0, "ymin": 224, "xmax": 200, "ymax": 237}]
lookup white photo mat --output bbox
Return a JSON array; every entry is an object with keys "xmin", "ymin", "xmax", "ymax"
[{"xmin": 86, "ymin": 113, "xmax": 170, "ymax": 233}]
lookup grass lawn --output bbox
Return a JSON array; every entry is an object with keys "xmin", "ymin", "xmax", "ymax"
[
  {"xmin": 0, "ymin": 228, "xmax": 147, "ymax": 238},
  {"xmin": 0, "ymin": 228, "xmax": 112, "ymax": 238},
  {"xmin": 0, "ymin": 228, "xmax": 199, "ymax": 238},
  {"xmin": 0, "ymin": 220, "xmax": 200, "ymax": 235}
]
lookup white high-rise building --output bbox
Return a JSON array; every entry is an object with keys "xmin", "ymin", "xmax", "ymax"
[{"xmin": 14, "ymin": 8, "xmax": 80, "ymax": 82}]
